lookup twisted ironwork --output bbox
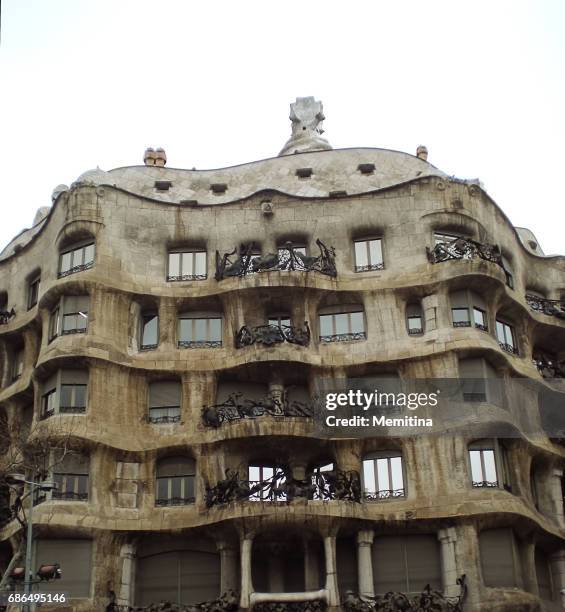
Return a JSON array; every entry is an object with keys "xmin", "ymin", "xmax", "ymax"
[
  {"xmin": 498, "ymin": 342, "xmax": 518, "ymax": 355},
  {"xmin": 533, "ymin": 354, "xmax": 565, "ymax": 379},
  {"xmin": 107, "ymin": 590, "xmax": 239, "ymax": 612},
  {"xmin": 472, "ymin": 480, "xmax": 499, "ymax": 488},
  {"xmin": 206, "ymin": 467, "xmax": 361, "ymax": 507},
  {"xmin": 201, "ymin": 391, "xmax": 313, "ymax": 428},
  {"xmin": 235, "ymin": 322, "xmax": 310, "ymax": 348},
  {"xmin": 254, "ymin": 602, "xmax": 327, "ymax": 612},
  {"xmin": 342, "ymin": 575, "xmax": 467, "ymax": 612},
  {"xmin": 215, "ymin": 240, "xmax": 336, "ymax": 280},
  {"xmin": 178, "ymin": 340, "xmax": 222, "ymax": 349},
  {"xmin": 57, "ymin": 260, "xmax": 94, "ymax": 278},
  {"xmin": 427, "ymin": 237, "xmax": 502, "ymax": 266},
  {"xmin": 363, "ymin": 488, "xmax": 406, "ymax": 501},
  {"xmin": 320, "ymin": 331, "xmax": 367, "ymax": 343},
  {"xmin": 0, "ymin": 308, "xmax": 15, "ymax": 325},
  {"xmin": 526, "ymin": 294, "xmax": 565, "ymax": 319}
]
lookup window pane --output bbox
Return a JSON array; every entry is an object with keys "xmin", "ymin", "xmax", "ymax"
[
  {"xmin": 408, "ymin": 316, "xmax": 422, "ymax": 330},
  {"xmin": 169, "ymin": 253, "xmax": 180, "ymax": 277},
  {"xmin": 142, "ymin": 315, "xmax": 159, "ymax": 346},
  {"xmin": 504, "ymin": 324, "xmax": 514, "ymax": 348},
  {"xmin": 171, "ymin": 476, "xmax": 182, "ymax": 499},
  {"xmin": 74, "ymin": 385, "xmax": 87, "ymax": 408},
  {"xmin": 77, "ymin": 311, "xmax": 88, "ymax": 330},
  {"xmin": 376, "ymin": 458, "xmax": 390, "ymax": 491},
  {"xmin": 249, "ymin": 466, "xmax": 260, "ymax": 481},
  {"xmin": 60, "ymin": 386, "xmax": 72, "ymax": 407},
  {"xmin": 63, "ymin": 314, "xmax": 77, "ymax": 332},
  {"xmin": 473, "ymin": 308, "xmax": 486, "ymax": 327},
  {"xmin": 319, "ymin": 315, "xmax": 333, "ymax": 337},
  {"xmin": 60, "ymin": 252, "xmax": 72, "ymax": 273},
  {"xmin": 179, "ymin": 319, "xmax": 192, "ymax": 342},
  {"xmin": 483, "ymin": 450, "xmax": 498, "ymax": 483},
  {"xmin": 83, "ymin": 244, "xmax": 95, "ymax": 265},
  {"xmin": 452, "ymin": 308, "xmax": 470, "ymax": 324},
  {"xmin": 469, "ymin": 450, "xmax": 483, "ymax": 482},
  {"xmin": 363, "ymin": 460, "xmax": 376, "ymax": 493},
  {"xmin": 194, "ymin": 252, "xmax": 207, "ymax": 276},
  {"xmin": 209, "ymin": 319, "xmax": 222, "ymax": 342},
  {"xmin": 350, "ymin": 312, "xmax": 364, "ymax": 334},
  {"xmin": 73, "ymin": 247, "xmax": 84, "ymax": 267},
  {"xmin": 496, "ymin": 321, "xmax": 505, "ymax": 343},
  {"xmin": 368, "ymin": 239, "xmax": 383, "ymax": 265},
  {"xmin": 334, "ymin": 313, "xmax": 349, "ymax": 335},
  {"xmin": 184, "ymin": 476, "xmax": 195, "ymax": 499},
  {"xmin": 194, "ymin": 319, "xmax": 207, "ymax": 341},
  {"xmin": 390, "ymin": 457, "xmax": 404, "ymax": 490},
  {"xmin": 157, "ymin": 479, "xmax": 168, "ymax": 500},
  {"xmin": 181, "ymin": 252, "xmax": 194, "ymax": 276},
  {"xmin": 354, "ymin": 241, "xmax": 368, "ymax": 267}
]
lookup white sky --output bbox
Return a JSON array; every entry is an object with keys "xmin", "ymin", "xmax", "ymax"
[{"xmin": 1, "ymin": 0, "xmax": 564, "ymax": 254}]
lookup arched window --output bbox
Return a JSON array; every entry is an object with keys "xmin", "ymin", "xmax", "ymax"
[
  {"xmin": 155, "ymin": 456, "xmax": 195, "ymax": 506},
  {"xmin": 362, "ymin": 451, "xmax": 405, "ymax": 500},
  {"xmin": 318, "ymin": 304, "xmax": 366, "ymax": 343},
  {"xmin": 406, "ymin": 303, "xmax": 424, "ymax": 335},
  {"xmin": 58, "ymin": 239, "xmax": 95, "ymax": 278},
  {"xmin": 148, "ymin": 381, "xmax": 181, "ymax": 424}
]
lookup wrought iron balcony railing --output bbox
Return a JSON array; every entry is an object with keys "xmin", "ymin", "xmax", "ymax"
[
  {"xmin": 155, "ymin": 496, "xmax": 195, "ymax": 507},
  {"xmin": 235, "ymin": 322, "xmax": 310, "ymax": 348},
  {"xmin": 178, "ymin": 340, "xmax": 222, "ymax": 349},
  {"xmin": 363, "ymin": 488, "xmax": 406, "ymax": 501},
  {"xmin": 320, "ymin": 331, "xmax": 366, "ymax": 343},
  {"xmin": 167, "ymin": 273, "xmax": 207, "ymax": 282},
  {"xmin": 533, "ymin": 355, "xmax": 565, "ymax": 379},
  {"xmin": 472, "ymin": 480, "xmax": 499, "ymax": 488},
  {"xmin": 205, "ymin": 467, "xmax": 361, "ymax": 508},
  {"xmin": 61, "ymin": 327, "xmax": 87, "ymax": 336},
  {"xmin": 57, "ymin": 260, "xmax": 94, "ymax": 278},
  {"xmin": 0, "ymin": 308, "xmax": 15, "ymax": 325},
  {"xmin": 526, "ymin": 294, "xmax": 565, "ymax": 320},
  {"xmin": 51, "ymin": 491, "xmax": 88, "ymax": 501},
  {"xmin": 498, "ymin": 342, "xmax": 518, "ymax": 355},
  {"xmin": 59, "ymin": 406, "xmax": 86, "ymax": 414},
  {"xmin": 147, "ymin": 413, "xmax": 181, "ymax": 424},
  {"xmin": 215, "ymin": 239, "xmax": 337, "ymax": 280},
  {"xmin": 343, "ymin": 576, "xmax": 467, "ymax": 612},
  {"xmin": 427, "ymin": 237, "xmax": 503, "ymax": 266},
  {"xmin": 355, "ymin": 263, "xmax": 385, "ymax": 272},
  {"xmin": 202, "ymin": 391, "xmax": 313, "ymax": 428}
]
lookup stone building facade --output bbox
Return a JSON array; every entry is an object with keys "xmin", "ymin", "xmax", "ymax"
[{"xmin": 0, "ymin": 98, "xmax": 564, "ymax": 611}]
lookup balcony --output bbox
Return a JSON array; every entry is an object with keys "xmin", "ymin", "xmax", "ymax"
[
  {"xmin": 235, "ymin": 323, "xmax": 310, "ymax": 348},
  {"xmin": 215, "ymin": 240, "xmax": 336, "ymax": 280},
  {"xmin": 319, "ymin": 331, "xmax": 366, "ymax": 343},
  {"xmin": 426, "ymin": 237, "xmax": 503, "ymax": 266},
  {"xmin": 363, "ymin": 488, "xmax": 406, "ymax": 501},
  {"xmin": 201, "ymin": 391, "xmax": 313, "ymax": 428},
  {"xmin": 0, "ymin": 308, "xmax": 15, "ymax": 325},
  {"xmin": 526, "ymin": 294, "xmax": 565, "ymax": 320}
]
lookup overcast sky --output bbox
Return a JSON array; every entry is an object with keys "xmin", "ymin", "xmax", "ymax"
[{"xmin": 1, "ymin": 0, "xmax": 564, "ymax": 254}]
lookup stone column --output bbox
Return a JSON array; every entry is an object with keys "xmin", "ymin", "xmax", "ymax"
[
  {"xmin": 323, "ymin": 535, "xmax": 340, "ymax": 607},
  {"xmin": 217, "ymin": 541, "xmax": 239, "ymax": 593},
  {"xmin": 437, "ymin": 527, "xmax": 460, "ymax": 597},
  {"xmin": 550, "ymin": 549, "xmax": 565, "ymax": 608},
  {"xmin": 356, "ymin": 530, "xmax": 375, "ymax": 598},
  {"xmin": 240, "ymin": 536, "xmax": 254, "ymax": 609},
  {"xmin": 549, "ymin": 468, "xmax": 565, "ymax": 527},
  {"xmin": 117, "ymin": 542, "xmax": 136, "ymax": 606}
]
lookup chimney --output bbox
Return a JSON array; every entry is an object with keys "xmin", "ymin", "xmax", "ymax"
[
  {"xmin": 154, "ymin": 148, "xmax": 167, "ymax": 167},
  {"xmin": 143, "ymin": 147, "xmax": 156, "ymax": 166},
  {"xmin": 416, "ymin": 145, "xmax": 428, "ymax": 161}
]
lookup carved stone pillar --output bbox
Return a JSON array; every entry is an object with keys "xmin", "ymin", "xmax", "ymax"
[
  {"xmin": 117, "ymin": 542, "xmax": 136, "ymax": 606},
  {"xmin": 437, "ymin": 527, "xmax": 460, "ymax": 597},
  {"xmin": 323, "ymin": 535, "xmax": 339, "ymax": 607},
  {"xmin": 240, "ymin": 536, "xmax": 254, "ymax": 609},
  {"xmin": 549, "ymin": 468, "xmax": 565, "ymax": 527},
  {"xmin": 356, "ymin": 530, "xmax": 374, "ymax": 598},
  {"xmin": 549, "ymin": 549, "xmax": 565, "ymax": 607},
  {"xmin": 217, "ymin": 540, "xmax": 239, "ymax": 593}
]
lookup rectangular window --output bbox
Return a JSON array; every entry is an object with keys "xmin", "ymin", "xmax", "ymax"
[
  {"xmin": 496, "ymin": 320, "xmax": 517, "ymax": 354},
  {"xmin": 41, "ymin": 389, "xmax": 57, "ymax": 419},
  {"xmin": 178, "ymin": 316, "xmax": 222, "ymax": 348},
  {"xmin": 248, "ymin": 465, "xmax": 287, "ymax": 501},
  {"xmin": 149, "ymin": 381, "xmax": 181, "ymax": 424},
  {"xmin": 407, "ymin": 315, "xmax": 423, "ymax": 334},
  {"xmin": 11, "ymin": 349, "xmax": 24, "ymax": 381},
  {"xmin": 141, "ymin": 313, "xmax": 159, "ymax": 349},
  {"xmin": 354, "ymin": 238, "xmax": 384, "ymax": 272},
  {"xmin": 58, "ymin": 243, "xmax": 95, "ymax": 277},
  {"xmin": 34, "ymin": 539, "xmax": 92, "ymax": 597},
  {"xmin": 452, "ymin": 307, "xmax": 471, "ymax": 327},
  {"xmin": 319, "ymin": 310, "xmax": 366, "ymax": 342},
  {"xmin": 49, "ymin": 306, "xmax": 60, "ymax": 341},
  {"xmin": 27, "ymin": 276, "xmax": 40, "ymax": 310},
  {"xmin": 62, "ymin": 296, "xmax": 89, "ymax": 335},
  {"xmin": 363, "ymin": 455, "xmax": 405, "ymax": 500},
  {"xmin": 480, "ymin": 528, "xmax": 519, "ymax": 588},
  {"xmin": 469, "ymin": 447, "xmax": 498, "ymax": 487},
  {"xmin": 473, "ymin": 307, "xmax": 488, "ymax": 331},
  {"xmin": 501, "ymin": 256, "xmax": 514, "ymax": 289},
  {"xmin": 167, "ymin": 251, "xmax": 207, "ymax": 281},
  {"xmin": 268, "ymin": 315, "xmax": 291, "ymax": 328},
  {"xmin": 52, "ymin": 472, "xmax": 89, "ymax": 501},
  {"xmin": 277, "ymin": 245, "xmax": 307, "ymax": 270},
  {"xmin": 59, "ymin": 385, "xmax": 87, "ymax": 414}
]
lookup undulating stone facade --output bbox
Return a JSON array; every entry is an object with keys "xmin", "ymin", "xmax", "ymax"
[{"xmin": 0, "ymin": 98, "xmax": 564, "ymax": 611}]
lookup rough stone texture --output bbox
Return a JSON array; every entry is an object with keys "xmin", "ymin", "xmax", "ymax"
[{"xmin": 0, "ymin": 138, "xmax": 564, "ymax": 612}]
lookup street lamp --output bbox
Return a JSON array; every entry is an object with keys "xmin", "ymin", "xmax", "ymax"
[{"xmin": 6, "ymin": 473, "xmax": 57, "ymax": 611}]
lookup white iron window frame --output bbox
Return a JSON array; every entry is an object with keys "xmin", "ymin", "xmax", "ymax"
[
  {"xmin": 58, "ymin": 241, "xmax": 95, "ymax": 278},
  {"xmin": 468, "ymin": 439, "xmax": 508, "ymax": 489},
  {"xmin": 319, "ymin": 307, "xmax": 366, "ymax": 343},
  {"xmin": 178, "ymin": 313, "xmax": 223, "ymax": 348},
  {"xmin": 362, "ymin": 451, "xmax": 406, "ymax": 500},
  {"xmin": 167, "ymin": 250, "xmax": 207, "ymax": 281},
  {"xmin": 155, "ymin": 458, "xmax": 196, "ymax": 506},
  {"xmin": 496, "ymin": 318, "xmax": 518, "ymax": 355},
  {"xmin": 354, "ymin": 237, "xmax": 384, "ymax": 272}
]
